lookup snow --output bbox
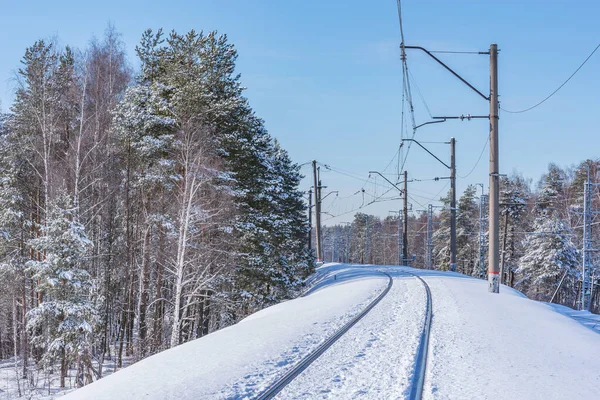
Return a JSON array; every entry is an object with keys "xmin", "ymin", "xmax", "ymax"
[
  {"xmin": 61, "ymin": 268, "xmax": 388, "ymax": 400},
  {"xmin": 60, "ymin": 264, "xmax": 600, "ymax": 400},
  {"xmin": 420, "ymin": 270, "xmax": 600, "ymax": 399}
]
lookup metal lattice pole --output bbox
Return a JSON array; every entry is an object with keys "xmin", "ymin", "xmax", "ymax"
[
  {"xmin": 479, "ymin": 194, "xmax": 488, "ymax": 279},
  {"xmin": 582, "ymin": 178, "xmax": 592, "ymax": 310}
]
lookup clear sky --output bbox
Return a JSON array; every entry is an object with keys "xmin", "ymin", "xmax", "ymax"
[{"xmin": 1, "ymin": 0, "xmax": 599, "ymax": 225}]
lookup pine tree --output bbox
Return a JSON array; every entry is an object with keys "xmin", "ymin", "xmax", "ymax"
[
  {"xmin": 537, "ymin": 163, "xmax": 566, "ymax": 217},
  {"xmin": 350, "ymin": 213, "xmax": 369, "ymax": 264},
  {"xmin": 500, "ymin": 174, "xmax": 531, "ymax": 285},
  {"xmin": 456, "ymin": 185, "xmax": 478, "ymax": 274},
  {"xmin": 517, "ymin": 215, "xmax": 580, "ymax": 303},
  {"xmin": 432, "ymin": 192, "xmax": 451, "ymax": 270}
]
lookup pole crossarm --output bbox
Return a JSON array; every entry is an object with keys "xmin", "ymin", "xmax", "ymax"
[
  {"xmin": 369, "ymin": 171, "xmax": 404, "ymax": 194},
  {"xmin": 322, "ymin": 191, "xmax": 339, "ymax": 201},
  {"xmin": 401, "ymin": 139, "xmax": 450, "ymax": 169},
  {"xmin": 433, "ymin": 115, "xmax": 489, "ymax": 120},
  {"xmin": 402, "ymin": 44, "xmax": 490, "ymax": 101},
  {"xmin": 415, "ymin": 119, "xmax": 447, "ymax": 130}
]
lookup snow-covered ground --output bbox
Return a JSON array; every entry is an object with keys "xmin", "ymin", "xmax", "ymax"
[
  {"xmin": 62, "ymin": 267, "xmax": 389, "ymax": 399},
  {"xmin": 58, "ymin": 264, "xmax": 600, "ymax": 400},
  {"xmin": 0, "ymin": 353, "xmax": 134, "ymax": 400},
  {"xmin": 419, "ymin": 271, "xmax": 600, "ymax": 399}
]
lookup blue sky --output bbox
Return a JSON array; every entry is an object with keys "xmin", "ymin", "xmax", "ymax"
[{"xmin": 1, "ymin": 0, "xmax": 599, "ymax": 224}]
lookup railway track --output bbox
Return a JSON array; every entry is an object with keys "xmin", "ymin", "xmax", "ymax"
[
  {"xmin": 256, "ymin": 268, "xmax": 433, "ymax": 400},
  {"xmin": 257, "ymin": 272, "xmax": 393, "ymax": 400}
]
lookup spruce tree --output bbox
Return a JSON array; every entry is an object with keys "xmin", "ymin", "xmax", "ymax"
[{"xmin": 26, "ymin": 193, "xmax": 97, "ymax": 387}]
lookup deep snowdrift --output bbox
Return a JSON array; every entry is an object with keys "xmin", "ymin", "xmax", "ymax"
[{"xmin": 62, "ymin": 265, "xmax": 600, "ymax": 400}]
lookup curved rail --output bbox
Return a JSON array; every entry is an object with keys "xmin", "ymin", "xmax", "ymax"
[
  {"xmin": 406, "ymin": 273, "xmax": 433, "ymax": 400},
  {"xmin": 257, "ymin": 273, "xmax": 394, "ymax": 400}
]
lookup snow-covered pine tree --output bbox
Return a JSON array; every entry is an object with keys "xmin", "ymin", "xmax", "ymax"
[
  {"xmin": 500, "ymin": 174, "xmax": 531, "ymax": 285},
  {"xmin": 26, "ymin": 193, "xmax": 97, "ymax": 388},
  {"xmin": 570, "ymin": 160, "xmax": 599, "ymax": 206},
  {"xmin": 456, "ymin": 185, "xmax": 478, "ymax": 274},
  {"xmin": 263, "ymin": 140, "xmax": 313, "ymax": 296},
  {"xmin": 113, "ymin": 81, "xmax": 178, "ymax": 353},
  {"xmin": 536, "ymin": 163, "xmax": 567, "ymax": 218},
  {"xmin": 517, "ymin": 215, "xmax": 580, "ymax": 304},
  {"xmin": 350, "ymin": 213, "xmax": 369, "ymax": 264},
  {"xmin": 432, "ymin": 191, "xmax": 451, "ymax": 270}
]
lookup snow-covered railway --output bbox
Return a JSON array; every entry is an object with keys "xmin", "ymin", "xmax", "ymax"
[
  {"xmin": 61, "ymin": 264, "xmax": 600, "ymax": 400},
  {"xmin": 271, "ymin": 268, "xmax": 433, "ymax": 400},
  {"xmin": 257, "ymin": 271, "xmax": 394, "ymax": 399}
]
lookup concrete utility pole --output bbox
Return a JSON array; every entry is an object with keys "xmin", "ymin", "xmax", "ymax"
[
  {"xmin": 308, "ymin": 188, "xmax": 312, "ymax": 252},
  {"xmin": 365, "ymin": 215, "xmax": 370, "ymax": 264},
  {"xmin": 312, "ymin": 161, "xmax": 323, "ymax": 262},
  {"xmin": 427, "ymin": 204, "xmax": 433, "ymax": 269},
  {"xmin": 488, "ymin": 43, "xmax": 500, "ymax": 293},
  {"xmin": 398, "ymin": 211, "xmax": 403, "ymax": 265},
  {"xmin": 403, "ymin": 170, "xmax": 409, "ymax": 263},
  {"xmin": 450, "ymin": 137, "xmax": 457, "ymax": 272}
]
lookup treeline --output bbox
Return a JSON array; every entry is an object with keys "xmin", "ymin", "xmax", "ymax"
[
  {"xmin": 322, "ymin": 161, "xmax": 600, "ymax": 313},
  {"xmin": 0, "ymin": 26, "xmax": 312, "ymax": 389}
]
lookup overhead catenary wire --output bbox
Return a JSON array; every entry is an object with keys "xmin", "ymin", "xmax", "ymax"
[
  {"xmin": 321, "ymin": 164, "xmax": 391, "ymax": 191},
  {"xmin": 408, "ymin": 69, "xmax": 433, "ymax": 118},
  {"xmin": 396, "ymin": 0, "xmax": 418, "ymax": 177},
  {"xmin": 501, "ymin": 42, "xmax": 600, "ymax": 114},
  {"xmin": 458, "ymin": 137, "xmax": 490, "ymax": 179}
]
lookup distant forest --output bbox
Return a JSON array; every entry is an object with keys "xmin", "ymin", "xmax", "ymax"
[{"xmin": 321, "ymin": 163, "xmax": 600, "ymax": 313}]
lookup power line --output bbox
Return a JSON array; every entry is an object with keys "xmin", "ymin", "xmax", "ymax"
[
  {"xmin": 321, "ymin": 164, "xmax": 390, "ymax": 190},
  {"xmin": 396, "ymin": 0, "xmax": 418, "ymax": 177},
  {"xmin": 321, "ymin": 192, "xmax": 401, "ymax": 222},
  {"xmin": 501, "ymin": 43, "xmax": 600, "ymax": 114},
  {"xmin": 408, "ymin": 194, "xmax": 427, "ymax": 212},
  {"xmin": 458, "ymin": 137, "xmax": 489, "ymax": 179},
  {"xmin": 408, "ymin": 69, "xmax": 433, "ymax": 118}
]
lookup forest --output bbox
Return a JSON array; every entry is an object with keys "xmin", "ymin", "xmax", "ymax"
[
  {"xmin": 320, "ymin": 163, "xmax": 599, "ymax": 312},
  {"xmin": 0, "ymin": 25, "xmax": 312, "ymax": 393}
]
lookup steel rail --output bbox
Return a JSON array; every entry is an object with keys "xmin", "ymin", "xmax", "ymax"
[
  {"xmin": 257, "ymin": 272, "xmax": 393, "ymax": 400},
  {"xmin": 406, "ymin": 272, "xmax": 433, "ymax": 400}
]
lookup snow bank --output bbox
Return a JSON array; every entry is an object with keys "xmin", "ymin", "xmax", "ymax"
[
  {"xmin": 61, "ymin": 268, "xmax": 388, "ymax": 399},
  {"xmin": 422, "ymin": 273, "xmax": 600, "ymax": 400}
]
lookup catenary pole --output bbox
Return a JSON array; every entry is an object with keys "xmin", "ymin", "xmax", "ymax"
[
  {"xmin": 450, "ymin": 137, "xmax": 457, "ymax": 272},
  {"xmin": 403, "ymin": 170, "xmax": 409, "ymax": 263},
  {"xmin": 312, "ymin": 161, "xmax": 322, "ymax": 263},
  {"xmin": 398, "ymin": 210, "xmax": 402, "ymax": 265},
  {"xmin": 308, "ymin": 189, "xmax": 312, "ymax": 252},
  {"xmin": 365, "ymin": 215, "xmax": 370, "ymax": 264},
  {"xmin": 488, "ymin": 44, "xmax": 500, "ymax": 293},
  {"xmin": 427, "ymin": 204, "xmax": 433, "ymax": 269}
]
